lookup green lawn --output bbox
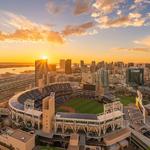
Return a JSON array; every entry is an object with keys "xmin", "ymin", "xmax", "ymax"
[
  {"xmin": 119, "ymin": 96, "xmax": 135, "ymax": 106},
  {"xmin": 57, "ymin": 98, "xmax": 104, "ymax": 114}
]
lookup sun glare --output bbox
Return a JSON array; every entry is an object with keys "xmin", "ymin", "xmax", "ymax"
[{"xmin": 41, "ymin": 55, "xmax": 48, "ymax": 60}]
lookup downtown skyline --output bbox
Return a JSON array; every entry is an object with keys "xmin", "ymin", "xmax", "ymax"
[{"xmin": 0, "ymin": 0, "xmax": 150, "ymax": 63}]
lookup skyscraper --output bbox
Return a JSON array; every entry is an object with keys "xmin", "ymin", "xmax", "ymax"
[
  {"xmin": 80, "ymin": 60, "xmax": 84, "ymax": 68},
  {"xmin": 59, "ymin": 59, "xmax": 65, "ymax": 70},
  {"xmin": 90, "ymin": 61, "xmax": 96, "ymax": 73},
  {"xmin": 35, "ymin": 59, "xmax": 48, "ymax": 87},
  {"xmin": 126, "ymin": 67, "xmax": 144, "ymax": 86},
  {"xmin": 96, "ymin": 68, "xmax": 109, "ymax": 96},
  {"xmin": 65, "ymin": 59, "xmax": 72, "ymax": 74},
  {"xmin": 48, "ymin": 64, "xmax": 56, "ymax": 71}
]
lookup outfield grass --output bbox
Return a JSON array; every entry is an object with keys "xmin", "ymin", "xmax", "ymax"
[
  {"xmin": 119, "ymin": 96, "xmax": 135, "ymax": 106},
  {"xmin": 57, "ymin": 98, "xmax": 103, "ymax": 114},
  {"xmin": 56, "ymin": 96, "xmax": 135, "ymax": 114}
]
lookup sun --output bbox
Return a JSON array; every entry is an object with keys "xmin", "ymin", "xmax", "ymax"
[{"xmin": 41, "ymin": 55, "xmax": 48, "ymax": 60}]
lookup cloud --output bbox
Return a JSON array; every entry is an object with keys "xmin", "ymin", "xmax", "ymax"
[
  {"xmin": 91, "ymin": 12, "xmax": 100, "ymax": 18},
  {"xmin": 95, "ymin": 13, "xmax": 145, "ymax": 28},
  {"xmin": 0, "ymin": 11, "xmax": 98, "ymax": 43},
  {"xmin": 93, "ymin": 0, "xmax": 124, "ymax": 15},
  {"xmin": 0, "ymin": 32, "xmax": 6, "ymax": 40},
  {"xmin": 47, "ymin": 31, "xmax": 64, "ymax": 44},
  {"xmin": 0, "ymin": 29, "xmax": 64, "ymax": 44},
  {"xmin": 112, "ymin": 35, "xmax": 150, "ymax": 53},
  {"xmin": 129, "ymin": 0, "xmax": 149, "ymax": 12},
  {"xmin": 112, "ymin": 34, "xmax": 150, "ymax": 53},
  {"xmin": 134, "ymin": 0, "xmax": 150, "ymax": 3},
  {"xmin": 0, "ymin": 12, "xmax": 64, "ymax": 44},
  {"xmin": 134, "ymin": 0, "xmax": 143, "ymax": 3},
  {"xmin": 87, "ymin": 29, "xmax": 98, "ymax": 35},
  {"xmin": 74, "ymin": 0, "xmax": 92, "ymax": 15},
  {"xmin": 134, "ymin": 36, "xmax": 150, "ymax": 47},
  {"xmin": 7, "ymin": 29, "xmax": 43, "ymax": 41},
  {"xmin": 113, "ymin": 47, "xmax": 150, "ymax": 52},
  {"xmin": 62, "ymin": 22, "xmax": 95, "ymax": 36},
  {"xmin": 104, "ymin": 14, "xmax": 142, "ymax": 28},
  {"xmin": 92, "ymin": 0, "xmax": 150, "ymax": 28},
  {"xmin": 4, "ymin": 11, "xmax": 51, "ymax": 31},
  {"xmin": 46, "ymin": 0, "xmax": 66, "ymax": 15}
]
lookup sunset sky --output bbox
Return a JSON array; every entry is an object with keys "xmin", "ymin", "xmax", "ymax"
[{"xmin": 0, "ymin": 0, "xmax": 150, "ymax": 63}]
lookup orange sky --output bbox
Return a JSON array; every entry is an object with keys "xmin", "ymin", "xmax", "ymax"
[{"xmin": 0, "ymin": 0, "xmax": 150, "ymax": 63}]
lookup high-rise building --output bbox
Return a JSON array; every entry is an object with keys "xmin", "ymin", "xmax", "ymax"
[
  {"xmin": 128, "ymin": 63, "xmax": 134, "ymax": 67},
  {"xmin": 96, "ymin": 68, "xmax": 109, "ymax": 95},
  {"xmin": 35, "ymin": 59, "xmax": 48, "ymax": 87},
  {"xmin": 48, "ymin": 64, "xmax": 56, "ymax": 71},
  {"xmin": 115, "ymin": 61, "xmax": 124, "ymax": 68},
  {"xmin": 145, "ymin": 63, "xmax": 150, "ymax": 69},
  {"xmin": 90, "ymin": 61, "xmax": 96, "ymax": 73},
  {"xmin": 80, "ymin": 60, "xmax": 84, "ymax": 68},
  {"xmin": 65, "ymin": 59, "xmax": 72, "ymax": 74},
  {"xmin": 96, "ymin": 61, "xmax": 105, "ymax": 70},
  {"xmin": 59, "ymin": 59, "xmax": 65, "ymax": 70},
  {"xmin": 126, "ymin": 67, "xmax": 144, "ymax": 86}
]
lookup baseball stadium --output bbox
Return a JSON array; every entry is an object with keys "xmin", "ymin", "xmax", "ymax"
[{"xmin": 9, "ymin": 82, "xmax": 131, "ymax": 149}]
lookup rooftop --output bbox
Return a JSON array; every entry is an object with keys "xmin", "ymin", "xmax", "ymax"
[
  {"xmin": 104, "ymin": 128, "xmax": 131, "ymax": 146},
  {"xmin": 0, "ymin": 127, "xmax": 35, "ymax": 143},
  {"xmin": 56, "ymin": 112, "xmax": 98, "ymax": 120},
  {"xmin": 56, "ymin": 110, "xmax": 123, "ymax": 122}
]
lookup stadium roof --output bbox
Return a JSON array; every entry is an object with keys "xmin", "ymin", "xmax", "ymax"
[
  {"xmin": 56, "ymin": 112, "xmax": 98, "ymax": 120},
  {"xmin": 97, "ymin": 111, "xmax": 123, "ymax": 122}
]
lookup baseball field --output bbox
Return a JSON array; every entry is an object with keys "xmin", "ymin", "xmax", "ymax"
[
  {"xmin": 56, "ymin": 98, "xmax": 104, "ymax": 114},
  {"xmin": 56, "ymin": 95, "xmax": 136, "ymax": 114}
]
